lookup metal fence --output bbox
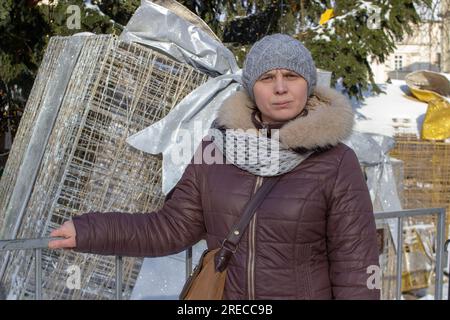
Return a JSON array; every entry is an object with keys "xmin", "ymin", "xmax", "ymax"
[
  {"xmin": 0, "ymin": 237, "xmax": 125, "ymax": 300},
  {"xmin": 0, "ymin": 207, "xmax": 448, "ymax": 300},
  {"xmin": 374, "ymin": 207, "xmax": 447, "ymax": 300}
]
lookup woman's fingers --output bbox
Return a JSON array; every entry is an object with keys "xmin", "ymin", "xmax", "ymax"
[
  {"xmin": 50, "ymin": 227, "xmax": 65, "ymax": 238},
  {"xmin": 48, "ymin": 237, "xmax": 75, "ymax": 249},
  {"xmin": 48, "ymin": 220, "xmax": 77, "ymax": 249}
]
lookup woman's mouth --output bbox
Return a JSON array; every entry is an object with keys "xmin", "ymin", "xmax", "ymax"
[{"xmin": 273, "ymin": 101, "xmax": 291, "ymax": 108}]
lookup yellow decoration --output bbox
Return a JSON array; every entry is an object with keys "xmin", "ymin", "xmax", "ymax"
[
  {"xmin": 405, "ymin": 71, "xmax": 450, "ymax": 141},
  {"xmin": 420, "ymin": 97, "xmax": 450, "ymax": 141},
  {"xmin": 319, "ymin": 9, "xmax": 334, "ymax": 25},
  {"xmin": 401, "ymin": 228, "xmax": 432, "ymax": 292}
]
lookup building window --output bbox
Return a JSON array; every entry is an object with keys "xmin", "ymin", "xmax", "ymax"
[{"xmin": 394, "ymin": 55, "xmax": 403, "ymax": 71}]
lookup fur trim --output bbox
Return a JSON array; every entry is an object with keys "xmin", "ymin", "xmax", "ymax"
[{"xmin": 216, "ymin": 86, "xmax": 354, "ymax": 150}]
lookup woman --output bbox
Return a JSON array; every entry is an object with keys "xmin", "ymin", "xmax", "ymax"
[{"xmin": 49, "ymin": 34, "xmax": 380, "ymax": 300}]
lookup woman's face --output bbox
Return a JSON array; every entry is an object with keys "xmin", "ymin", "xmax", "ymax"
[{"xmin": 253, "ymin": 68, "xmax": 308, "ymax": 123}]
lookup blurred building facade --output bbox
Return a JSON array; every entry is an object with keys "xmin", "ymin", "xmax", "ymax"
[{"xmin": 370, "ymin": 0, "xmax": 450, "ymax": 82}]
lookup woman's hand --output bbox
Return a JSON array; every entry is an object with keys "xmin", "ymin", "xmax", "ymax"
[{"xmin": 48, "ymin": 220, "xmax": 77, "ymax": 249}]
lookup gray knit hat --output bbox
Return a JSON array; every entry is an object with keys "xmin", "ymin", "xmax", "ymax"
[{"xmin": 242, "ymin": 33, "xmax": 317, "ymax": 100}]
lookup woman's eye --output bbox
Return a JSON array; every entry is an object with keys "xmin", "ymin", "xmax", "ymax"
[
  {"xmin": 260, "ymin": 76, "xmax": 273, "ymax": 81},
  {"xmin": 286, "ymin": 74, "xmax": 298, "ymax": 79}
]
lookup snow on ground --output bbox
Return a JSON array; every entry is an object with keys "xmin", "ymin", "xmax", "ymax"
[
  {"xmin": 351, "ymin": 75, "xmax": 450, "ymax": 140},
  {"xmin": 131, "ymin": 240, "xmax": 207, "ymax": 300},
  {"xmin": 352, "ymin": 80, "xmax": 428, "ymax": 138}
]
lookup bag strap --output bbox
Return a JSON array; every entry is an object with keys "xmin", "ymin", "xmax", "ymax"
[{"xmin": 215, "ymin": 175, "xmax": 282, "ymax": 272}]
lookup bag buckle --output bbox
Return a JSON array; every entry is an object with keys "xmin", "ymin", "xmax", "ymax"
[{"xmin": 220, "ymin": 239, "xmax": 238, "ymax": 253}]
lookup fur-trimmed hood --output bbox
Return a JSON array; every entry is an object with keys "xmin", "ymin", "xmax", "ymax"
[{"xmin": 215, "ymin": 86, "xmax": 354, "ymax": 151}]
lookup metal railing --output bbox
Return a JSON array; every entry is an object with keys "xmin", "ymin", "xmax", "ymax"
[
  {"xmin": 0, "ymin": 207, "xmax": 448, "ymax": 300},
  {"xmin": 0, "ymin": 237, "xmax": 124, "ymax": 300},
  {"xmin": 374, "ymin": 207, "xmax": 447, "ymax": 300}
]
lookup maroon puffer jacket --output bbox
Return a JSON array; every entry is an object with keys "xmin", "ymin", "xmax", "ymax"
[{"xmin": 73, "ymin": 87, "xmax": 380, "ymax": 299}]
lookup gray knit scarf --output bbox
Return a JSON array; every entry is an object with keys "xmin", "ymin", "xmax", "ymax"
[{"xmin": 210, "ymin": 121, "xmax": 313, "ymax": 176}]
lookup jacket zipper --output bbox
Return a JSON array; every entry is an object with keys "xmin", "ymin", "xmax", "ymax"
[{"xmin": 248, "ymin": 175, "xmax": 263, "ymax": 299}]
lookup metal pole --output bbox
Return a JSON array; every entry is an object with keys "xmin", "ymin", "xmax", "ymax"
[
  {"xmin": 0, "ymin": 237, "xmax": 65, "ymax": 251},
  {"xmin": 445, "ymin": 239, "xmax": 450, "ymax": 300},
  {"xmin": 115, "ymin": 256, "xmax": 123, "ymax": 300},
  {"xmin": 435, "ymin": 208, "xmax": 446, "ymax": 300},
  {"xmin": 35, "ymin": 248, "xmax": 42, "ymax": 300},
  {"xmin": 186, "ymin": 247, "xmax": 192, "ymax": 280},
  {"xmin": 396, "ymin": 217, "xmax": 403, "ymax": 300},
  {"xmin": 374, "ymin": 208, "xmax": 442, "ymax": 220}
]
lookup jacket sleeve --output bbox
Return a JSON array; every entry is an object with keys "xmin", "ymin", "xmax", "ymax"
[
  {"xmin": 72, "ymin": 162, "xmax": 206, "ymax": 257},
  {"xmin": 327, "ymin": 148, "xmax": 380, "ymax": 300}
]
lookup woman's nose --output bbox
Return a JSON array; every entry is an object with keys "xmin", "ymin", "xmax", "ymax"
[{"xmin": 274, "ymin": 75, "xmax": 287, "ymax": 94}]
